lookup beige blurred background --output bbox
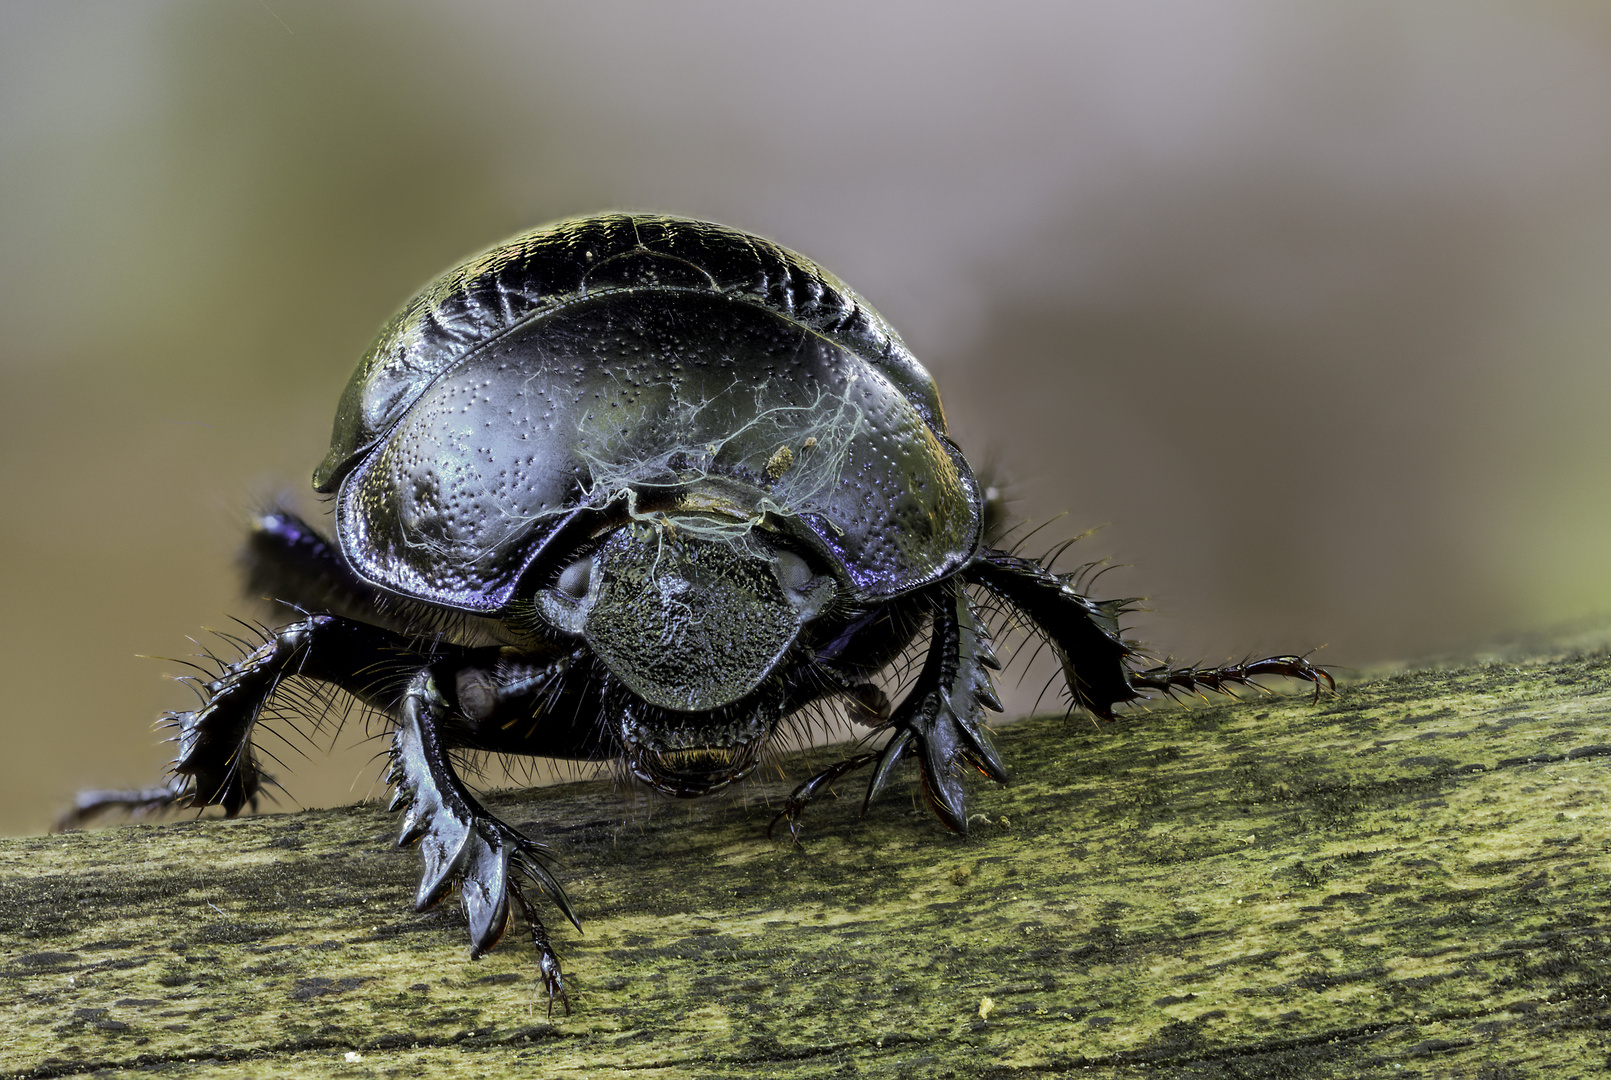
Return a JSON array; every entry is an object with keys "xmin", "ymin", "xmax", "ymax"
[{"xmin": 4, "ymin": 1, "xmax": 1611, "ymax": 835}]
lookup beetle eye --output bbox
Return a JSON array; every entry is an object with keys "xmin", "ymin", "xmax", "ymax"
[
  {"xmin": 775, "ymin": 549, "xmax": 814, "ymax": 593},
  {"xmin": 556, "ymin": 558, "xmax": 592, "ymax": 600},
  {"xmin": 775, "ymin": 548, "xmax": 835, "ymax": 619}
]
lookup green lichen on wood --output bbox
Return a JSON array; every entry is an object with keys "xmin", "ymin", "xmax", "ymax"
[{"xmin": 2, "ymin": 653, "xmax": 1609, "ymax": 1078}]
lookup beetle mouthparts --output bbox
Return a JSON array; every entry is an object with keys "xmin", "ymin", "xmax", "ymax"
[
  {"xmin": 623, "ymin": 731, "xmax": 767, "ymax": 798},
  {"xmin": 660, "ymin": 747, "xmax": 738, "ymax": 770}
]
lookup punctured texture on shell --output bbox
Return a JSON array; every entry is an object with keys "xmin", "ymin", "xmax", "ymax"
[{"xmin": 318, "ymin": 215, "xmax": 981, "ymax": 612}]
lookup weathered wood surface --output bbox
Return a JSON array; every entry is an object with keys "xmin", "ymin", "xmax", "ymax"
[{"xmin": 3, "ymin": 652, "xmax": 1609, "ymax": 1079}]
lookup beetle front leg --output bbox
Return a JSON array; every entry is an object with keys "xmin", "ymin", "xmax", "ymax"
[
  {"xmin": 768, "ymin": 750, "xmax": 881, "ymax": 845},
  {"xmin": 873, "ymin": 579, "xmax": 1008, "ymax": 833},
  {"xmin": 778, "ymin": 580, "xmax": 1006, "ymax": 841},
  {"xmin": 386, "ymin": 668, "xmax": 578, "ymax": 1013}
]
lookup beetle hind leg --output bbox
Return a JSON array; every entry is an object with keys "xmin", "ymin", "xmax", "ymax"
[
  {"xmin": 242, "ymin": 510, "xmax": 396, "ymax": 625},
  {"xmin": 1130, "ymin": 655, "xmax": 1335, "ymax": 700},
  {"xmin": 965, "ymin": 547, "xmax": 1333, "ymax": 717},
  {"xmin": 387, "ymin": 669, "xmax": 578, "ymax": 1012}
]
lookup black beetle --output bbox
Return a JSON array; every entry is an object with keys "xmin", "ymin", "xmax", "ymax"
[{"xmin": 63, "ymin": 214, "xmax": 1330, "ymax": 1012}]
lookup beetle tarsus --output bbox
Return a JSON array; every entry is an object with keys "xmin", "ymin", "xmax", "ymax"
[
  {"xmin": 54, "ymin": 782, "xmax": 189, "ymax": 830},
  {"xmin": 510, "ymin": 888, "xmax": 570, "ymax": 1015},
  {"xmin": 769, "ymin": 750, "xmax": 881, "ymax": 845},
  {"xmin": 1129, "ymin": 655, "xmax": 1336, "ymax": 701}
]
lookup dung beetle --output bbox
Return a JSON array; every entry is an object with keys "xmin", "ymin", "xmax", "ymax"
[{"xmin": 62, "ymin": 214, "xmax": 1331, "ymax": 1012}]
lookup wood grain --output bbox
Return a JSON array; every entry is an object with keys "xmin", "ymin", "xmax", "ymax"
[{"xmin": 4, "ymin": 652, "xmax": 1609, "ymax": 1078}]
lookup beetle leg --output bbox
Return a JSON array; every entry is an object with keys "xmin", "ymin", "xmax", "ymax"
[
  {"xmin": 241, "ymin": 510, "xmax": 397, "ymax": 625},
  {"xmin": 767, "ymin": 750, "xmax": 881, "ymax": 846},
  {"xmin": 966, "ymin": 547, "xmax": 1333, "ymax": 715},
  {"xmin": 1129, "ymin": 656, "xmax": 1335, "ymax": 700},
  {"xmin": 57, "ymin": 615, "xmax": 429, "ymax": 830},
  {"xmin": 859, "ymin": 579, "xmax": 1008, "ymax": 835},
  {"xmin": 386, "ymin": 668, "xmax": 578, "ymax": 1011},
  {"xmin": 509, "ymin": 889, "xmax": 570, "ymax": 1017},
  {"xmin": 56, "ymin": 783, "xmax": 189, "ymax": 826},
  {"xmin": 965, "ymin": 548, "xmax": 1142, "ymax": 720},
  {"xmin": 759, "ymin": 666, "xmax": 898, "ymax": 843}
]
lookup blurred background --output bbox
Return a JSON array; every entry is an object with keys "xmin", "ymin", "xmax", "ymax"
[{"xmin": 5, "ymin": 0, "xmax": 1611, "ymax": 835}]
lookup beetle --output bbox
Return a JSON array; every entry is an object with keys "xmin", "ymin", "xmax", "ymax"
[{"xmin": 62, "ymin": 214, "xmax": 1331, "ymax": 1012}]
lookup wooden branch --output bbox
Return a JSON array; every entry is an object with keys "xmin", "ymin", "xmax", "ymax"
[{"xmin": 3, "ymin": 652, "xmax": 1609, "ymax": 1078}]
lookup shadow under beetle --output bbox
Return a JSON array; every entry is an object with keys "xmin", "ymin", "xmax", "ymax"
[{"xmin": 62, "ymin": 214, "xmax": 1331, "ymax": 1012}]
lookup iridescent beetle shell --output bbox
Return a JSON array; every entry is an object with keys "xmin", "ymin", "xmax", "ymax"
[{"xmin": 313, "ymin": 215, "xmax": 982, "ymax": 614}]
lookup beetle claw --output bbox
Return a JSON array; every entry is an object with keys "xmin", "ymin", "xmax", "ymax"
[
  {"xmin": 769, "ymin": 750, "xmax": 882, "ymax": 845},
  {"xmin": 389, "ymin": 669, "xmax": 578, "ymax": 981},
  {"xmin": 510, "ymin": 889, "xmax": 570, "ymax": 1016}
]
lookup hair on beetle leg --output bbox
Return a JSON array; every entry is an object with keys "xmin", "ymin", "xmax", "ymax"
[{"xmin": 72, "ymin": 213, "xmax": 1332, "ymax": 1008}]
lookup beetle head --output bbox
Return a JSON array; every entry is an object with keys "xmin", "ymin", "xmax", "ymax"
[{"xmin": 536, "ymin": 512, "xmax": 837, "ymax": 795}]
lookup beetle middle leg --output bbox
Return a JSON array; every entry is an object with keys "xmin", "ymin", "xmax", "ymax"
[
  {"xmin": 966, "ymin": 548, "xmax": 1141, "ymax": 719},
  {"xmin": 57, "ymin": 615, "xmax": 428, "ymax": 828},
  {"xmin": 1129, "ymin": 656, "xmax": 1335, "ymax": 699},
  {"xmin": 967, "ymin": 547, "xmax": 1333, "ymax": 712}
]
